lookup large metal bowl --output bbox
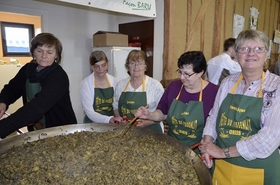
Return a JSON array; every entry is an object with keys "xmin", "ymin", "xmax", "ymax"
[{"xmin": 0, "ymin": 123, "xmax": 212, "ymax": 185}]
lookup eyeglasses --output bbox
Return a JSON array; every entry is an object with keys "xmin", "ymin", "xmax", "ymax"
[
  {"xmin": 237, "ymin": 47, "xmax": 266, "ymax": 54},
  {"xmin": 176, "ymin": 69, "xmax": 196, "ymax": 78},
  {"xmin": 128, "ymin": 61, "xmax": 145, "ymax": 67}
]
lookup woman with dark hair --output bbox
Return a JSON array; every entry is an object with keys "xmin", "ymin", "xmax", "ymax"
[
  {"xmin": 135, "ymin": 51, "xmax": 219, "ymax": 152},
  {"xmin": 80, "ymin": 50, "xmax": 121, "ymax": 124},
  {"xmin": 113, "ymin": 50, "xmax": 164, "ymax": 132},
  {"xmin": 0, "ymin": 33, "xmax": 77, "ymax": 138}
]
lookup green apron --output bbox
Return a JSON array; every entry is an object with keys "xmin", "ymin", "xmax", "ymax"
[
  {"xmin": 118, "ymin": 77, "xmax": 162, "ymax": 132},
  {"xmin": 212, "ymin": 73, "xmax": 280, "ymax": 185},
  {"xmin": 84, "ymin": 75, "xmax": 114, "ymax": 123},
  {"xmin": 25, "ymin": 79, "xmax": 46, "ymax": 131},
  {"xmin": 166, "ymin": 80, "xmax": 204, "ymax": 154}
]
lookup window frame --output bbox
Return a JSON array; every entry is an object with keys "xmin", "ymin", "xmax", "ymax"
[{"xmin": 1, "ymin": 21, "xmax": 34, "ymax": 56}]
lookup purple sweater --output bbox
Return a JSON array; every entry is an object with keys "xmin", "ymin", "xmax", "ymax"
[{"xmin": 157, "ymin": 80, "xmax": 219, "ymax": 123}]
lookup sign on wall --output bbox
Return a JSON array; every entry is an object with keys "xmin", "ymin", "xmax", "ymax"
[
  {"xmin": 58, "ymin": 0, "xmax": 156, "ymax": 17},
  {"xmin": 233, "ymin": 14, "xmax": 245, "ymax": 38},
  {"xmin": 274, "ymin": 30, "xmax": 280, "ymax": 44},
  {"xmin": 249, "ymin": 6, "xmax": 259, "ymax": 30},
  {"xmin": 267, "ymin": 40, "xmax": 272, "ymax": 59}
]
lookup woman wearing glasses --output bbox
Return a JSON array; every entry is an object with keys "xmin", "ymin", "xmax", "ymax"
[
  {"xmin": 80, "ymin": 51, "xmax": 122, "ymax": 124},
  {"xmin": 200, "ymin": 29, "xmax": 280, "ymax": 185},
  {"xmin": 113, "ymin": 50, "xmax": 164, "ymax": 132},
  {"xmin": 135, "ymin": 51, "xmax": 219, "ymax": 152}
]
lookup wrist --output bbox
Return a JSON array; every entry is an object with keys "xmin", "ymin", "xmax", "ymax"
[{"xmin": 108, "ymin": 116, "xmax": 114, "ymax": 124}]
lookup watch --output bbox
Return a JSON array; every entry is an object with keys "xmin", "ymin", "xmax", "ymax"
[{"xmin": 224, "ymin": 147, "xmax": 231, "ymax": 158}]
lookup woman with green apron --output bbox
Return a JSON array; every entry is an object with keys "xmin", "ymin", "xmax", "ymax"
[
  {"xmin": 135, "ymin": 51, "xmax": 219, "ymax": 151},
  {"xmin": 81, "ymin": 51, "xmax": 121, "ymax": 124},
  {"xmin": 0, "ymin": 33, "xmax": 77, "ymax": 139},
  {"xmin": 113, "ymin": 50, "xmax": 164, "ymax": 132},
  {"xmin": 166, "ymin": 80, "xmax": 205, "ymax": 154},
  {"xmin": 201, "ymin": 29, "xmax": 280, "ymax": 185}
]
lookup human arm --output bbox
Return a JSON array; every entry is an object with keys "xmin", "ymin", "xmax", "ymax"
[
  {"xmin": 112, "ymin": 79, "xmax": 128, "ymax": 124},
  {"xmin": 200, "ymin": 135, "xmax": 241, "ymax": 168},
  {"xmin": 135, "ymin": 77, "xmax": 166, "ymax": 128},
  {"xmin": 231, "ymin": 73, "xmax": 280, "ymax": 160},
  {"xmin": 135, "ymin": 106, "xmax": 167, "ymax": 121},
  {"xmin": 202, "ymin": 72, "xmax": 280, "ymax": 163},
  {"xmin": 80, "ymin": 75, "xmax": 114, "ymax": 123},
  {"xmin": 0, "ymin": 103, "xmax": 7, "ymax": 119},
  {"xmin": 201, "ymin": 77, "xmax": 230, "ymax": 167},
  {"xmin": 0, "ymin": 64, "xmax": 27, "ymax": 113},
  {"xmin": 0, "ymin": 65, "xmax": 71, "ymax": 138},
  {"xmin": 201, "ymin": 88, "xmax": 241, "ymax": 168},
  {"xmin": 112, "ymin": 78, "xmax": 125, "ymax": 113},
  {"xmin": 235, "ymin": 87, "xmax": 280, "ymax": 160}
]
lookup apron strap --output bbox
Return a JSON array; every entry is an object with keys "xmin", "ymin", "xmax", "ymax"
[
  {"xmin": 94, "ymin": 74, "xmax": 112, "ymax": 88},
  {"xmin": 176, "ymin": 79, "xmax": 203, "ymax": 101},
  {"xmin": 199, "ymin": 79, "xmax": 203, "ymax": 101},
  {"xmin": 230, "ymin": 72, "xmax": 264, "ymax": 98},
  {"xmin": 175, "ymin": 85, "xmax": 184, "ymax": 100},
  {"xmin": 123, "ymin": 76, "xmax": 146, "ymax": 92}
]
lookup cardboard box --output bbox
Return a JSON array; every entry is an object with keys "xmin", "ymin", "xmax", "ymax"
[{"xmin": 93, "ymin": 31, "xmax": 128, "ymax": 47}]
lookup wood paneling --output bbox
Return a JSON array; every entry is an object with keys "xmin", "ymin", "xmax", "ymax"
[{"xmin": 162, "ymin": 0, "xmax": 280, "ymax": 84}]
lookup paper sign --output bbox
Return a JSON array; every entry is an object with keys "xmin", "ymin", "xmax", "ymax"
[
  {"xmin": 233, "ymin": 14, "xmax": 245, "ymax": 38},
  {"xmin": 274, "ymin": 30, "xmax": 280, "ymax": 44},
  {"xmin": 249, "ymin": 6, "xmax": 259, "ymax": 30},
  {"xmin": 58, "ymin": 0, "xmax": 156, "ymax": 17}
]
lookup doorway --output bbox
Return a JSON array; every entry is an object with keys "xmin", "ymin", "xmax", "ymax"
[{"xmin": 119, "ymin": 20, "xmax": 154, "ymax": 77}]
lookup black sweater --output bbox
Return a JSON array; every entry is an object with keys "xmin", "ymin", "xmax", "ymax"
[{"xmin": 0, "ymin": 62, "xmax": 77, "ymax": 138}]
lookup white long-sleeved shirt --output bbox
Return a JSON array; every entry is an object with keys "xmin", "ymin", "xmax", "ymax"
[
  {"xmin": 206, "ymin": 53, "xmax": 241, "ymax": 85},
  {"xmin": 203, "ymin": 70, "xmax": 280, "ymax": 161},
  {"xmin": 80, "ymin": 73, "xmax": 118, "ymax": 123}
]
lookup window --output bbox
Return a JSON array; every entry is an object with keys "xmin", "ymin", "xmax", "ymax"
[{"xmin": 1, "ymin": 22, "xmax": 34, "ymax": 56}]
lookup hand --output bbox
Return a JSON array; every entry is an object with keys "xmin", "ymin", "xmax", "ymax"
[
  {"xmin": 135, "ymin": 119, "xmax": 154, "ymax": 128},
  {"xmin": 200, "ymin": 141, "xmax": 224, "ymax": 168},
  {"xmin": 134, "ymin": 106, "xmax": 150, "ymax": 119},
  {"xmin": 109, "ymin": 116, "xmax": 125, "ymax": 124},
  {"xmin": 200, "ymin": 141, "xmax": 225, "ymax": 158},
  {"xmin": 201, "ymin": 153, "xmax": 213, "ymax": 168},
  {"xmin": 109, "ymin": 116, "xmax": 123, "ymax": 124},
  {"xmin": 0, "ymin": 103, "xmax": 7, "ymax": 119},
  {"xmin": 115, "ymin": 116, "xmax": 127, "ymax": 125}
]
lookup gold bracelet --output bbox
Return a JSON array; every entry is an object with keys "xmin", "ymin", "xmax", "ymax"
[{"xmin": 224, "ymin": 147, "xmax": 231, "ymax": 158}]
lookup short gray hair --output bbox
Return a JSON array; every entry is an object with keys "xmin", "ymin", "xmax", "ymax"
[{"xmin": 235, "ymin": 29, "xmax": 269, "ymax": 52}]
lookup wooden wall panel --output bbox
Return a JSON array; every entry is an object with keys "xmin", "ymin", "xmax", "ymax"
[
  {"xmin": 258, "ymin": 0, "xmax": 265, "ymax": 31},
  {"xmin": 202, "ymin": 1, "xmax": 215, "ymax": 60},
  {"xmin": 189, "ymin": 1, "xmax": 202, "ymax": 52},
  {"xmin": 162, "ymin": 0, "xmax": 280, "ymax": 84},
  {"xmin": 212, "ymin": 0, "xmax": 223, "ymax": 57},
  {"xmin": 234, "ymin": 0, "xmax": 245, "ymax": 15},
  {"xmin": 162, "ymin": 0, "xmax": 174, "ymax": 85}
]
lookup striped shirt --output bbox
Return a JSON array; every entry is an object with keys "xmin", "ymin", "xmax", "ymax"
[{"xmin": 203, "ymin": 70, "xmax": 280, "ymax": 160}]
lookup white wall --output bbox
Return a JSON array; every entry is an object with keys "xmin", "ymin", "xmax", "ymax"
[{"xmin": 0, "ymin": 0, "xmax": 164, "ymax": 123}]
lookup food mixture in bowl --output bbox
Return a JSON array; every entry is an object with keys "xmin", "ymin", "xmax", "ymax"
[{"xmin": 0, "ymin": 130, "xmax": 200, "ymax": 184}]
